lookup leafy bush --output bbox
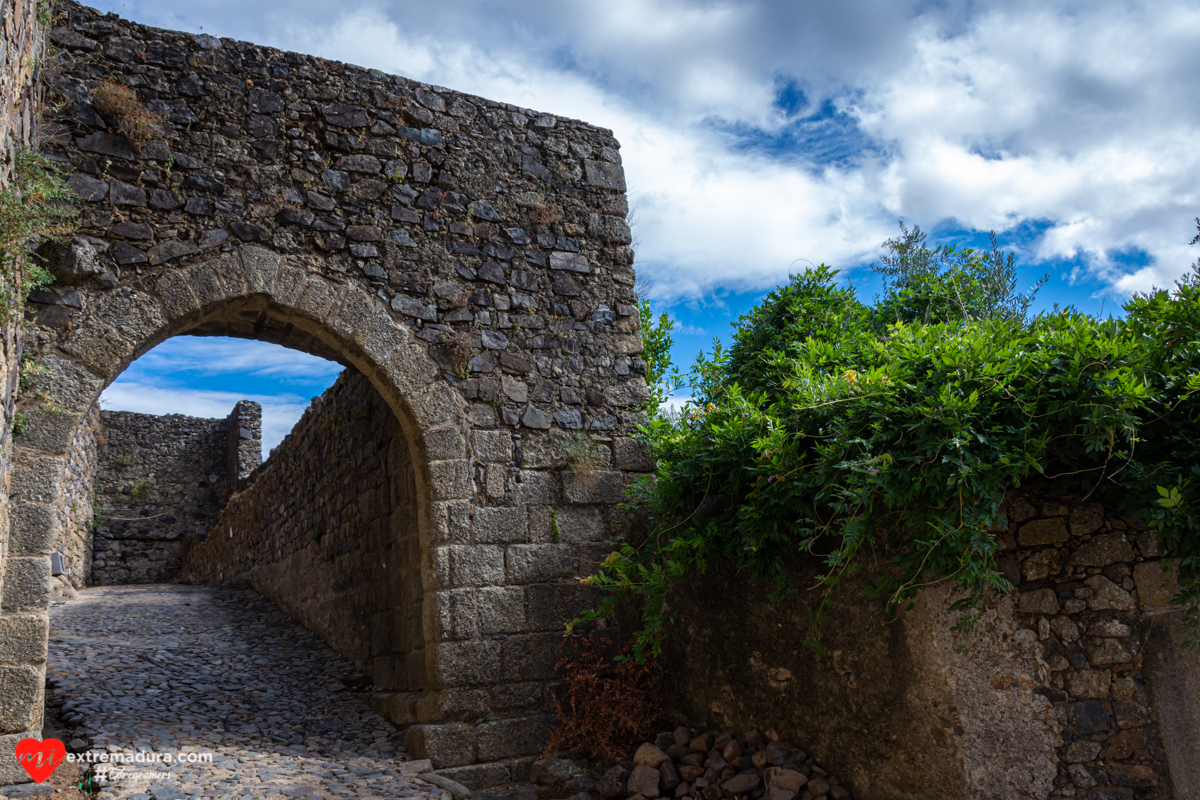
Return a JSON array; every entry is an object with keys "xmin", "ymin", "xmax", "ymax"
[
  {"xmin": 544, "ymin": 634, "xmax": 660, "ymax": 762},
  {"xmin": 575, "ymin": 223, "xmax": 1200, "ymax": 660},
  {"xmin": 638, "ymin": 299, "xmax": 683, "ymax": 414}
]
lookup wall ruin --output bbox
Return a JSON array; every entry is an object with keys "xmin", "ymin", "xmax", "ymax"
[
  {"xmin": 224, "ymin": 398, "xmax": 261, "ymax": 496},
  {"xmin": 89, "ymin": 403, "xmax": 257, "ymax": 585}
]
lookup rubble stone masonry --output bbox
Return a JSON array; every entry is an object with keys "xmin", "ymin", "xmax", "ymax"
[
  {"xmin": 184, "ymin": 371, "xmax": 426, "ymax": 693},
  {"xmin": 90, "ymin": 405, "xmax": 247, "ymax": 585},
  {"xmin": 660, "ymin": 486, "xmax": 1200, "ymax": 800},
  {"xmin": 0, "ymin": 0, "xmax": 55, "ymax": 785},
  {"xmin": 0, "ymin": 0, "xmax": 649, "ymax": 782}
]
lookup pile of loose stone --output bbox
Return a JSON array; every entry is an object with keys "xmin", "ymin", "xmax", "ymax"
[{"xmin": 529, "ymin": 728, "xmax": 850, "ymax": 800}]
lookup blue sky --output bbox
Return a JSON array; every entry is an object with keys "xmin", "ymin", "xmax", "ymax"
[{"xmin": 94, "ymin": 0, "xmax": 1200, "ymax": 435}]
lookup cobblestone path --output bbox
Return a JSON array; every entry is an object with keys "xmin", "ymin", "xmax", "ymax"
[{"xmin": 47, "ymin": 585, "xmax": 440, "ymax": 800}]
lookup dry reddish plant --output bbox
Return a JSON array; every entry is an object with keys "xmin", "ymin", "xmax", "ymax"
[
  {"xmin": 544, "ymin": 633, "xmax": 660, "ymax": 763},
  {"xmin": 92, "ymin": 81, "xmax": 166, "ymax": 151},
  {"xmin": 529, "ymin": 203, "xmax": 562, "ymax": 227}
]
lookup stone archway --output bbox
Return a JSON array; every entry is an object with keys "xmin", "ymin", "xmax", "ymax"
[
  {"xmin": 1, "ymin": 243, "xmax": 621, "ymax": 786},
  {"xmin": 1, "ymin": 0, "xmax": 650, "ymax": 785}
]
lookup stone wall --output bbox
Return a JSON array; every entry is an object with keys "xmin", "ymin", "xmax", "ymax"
[
  {"xmin": 1004, "ymin": 489, "xmax": 1195, "ymax": 800},
  {"xmin": 91, "ymin": 408, "xmax": 228, "ymax": 584},
  {"xmin": 658, "ymin": 487, "xmax": 1199, "ymax": 800},
  {"xmin": 49, "ymin": 403, "xmax": 98, "ymax": 588},
  {"xmin": 183, "ymin": 369, "xmax": 426, "ymax": 694},
  {"xmin": 0, "ymin": 0, "xmax": 646, "ymax": 781},
  {"xmin": 224, "ymin": 398, "xmax": 261, "ymax": 495},
  {"xmin": 0, "ymin": 0, "xmax": 56, "ymax": 784}
]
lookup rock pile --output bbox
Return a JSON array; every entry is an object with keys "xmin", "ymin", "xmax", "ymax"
[{"xmin": 532, "ymin": 728, "xmax": 851, "ymax": 800}]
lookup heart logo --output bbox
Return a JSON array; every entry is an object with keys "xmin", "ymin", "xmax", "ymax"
[{"xmin": 14, "ymin": 738, "xmax": 66, "ymax": 783}]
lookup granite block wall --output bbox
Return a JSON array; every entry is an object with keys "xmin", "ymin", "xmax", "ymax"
[
  {"xmin": 49, "ymin": 402, "xmax": 98, "ymax": 588},
  {"xmin": 183, "ymin": 369, "xmax": 425, "ymax": 693},
  {"xmin": 0, "ymin": 0, "xmax": 57, "ymax": 784}
]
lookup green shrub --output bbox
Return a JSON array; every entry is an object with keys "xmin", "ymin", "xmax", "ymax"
[{"xmin": 576, "ymin": 222, "xmax": 1200, "ymax": 661}]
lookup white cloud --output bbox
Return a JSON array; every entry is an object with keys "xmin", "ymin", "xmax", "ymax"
[
  {"xmin": 103, "ymin": 337, "xmax": 344, "ymax": 452},
  {"xmin": 128, "ymin": 336, "xmax": 344, "ymax": 383},
  {"xmin": 661, "ymin": 395, "xmax": 694, "ymax": 413}
]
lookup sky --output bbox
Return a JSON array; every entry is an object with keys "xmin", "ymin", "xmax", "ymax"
[{"xmin": 95, "ymin": 0, "xmax": 1200, "ymax": 436}]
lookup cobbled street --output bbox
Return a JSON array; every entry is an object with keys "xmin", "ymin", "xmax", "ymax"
[{"xmin": 46, "ymin": 585, "xmax": 441, "ymax": 800}]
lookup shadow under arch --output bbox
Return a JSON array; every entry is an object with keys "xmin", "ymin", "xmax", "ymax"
[{"xmin": 2, "ymin": 244, "xmax": 477, "ymax": 742}]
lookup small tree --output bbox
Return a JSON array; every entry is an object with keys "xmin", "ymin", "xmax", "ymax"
[
  {"xmin": 871, "ymin": 223, "xmax": 1046, "ymax": 326},
  {"xmin": 637, "ymin": 299, "xmax": 683, "ymax": 414}
]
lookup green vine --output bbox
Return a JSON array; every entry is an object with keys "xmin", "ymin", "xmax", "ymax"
[{"xmin": 574, "ymin": 222, "xmax": 1200, "ymax": 661}]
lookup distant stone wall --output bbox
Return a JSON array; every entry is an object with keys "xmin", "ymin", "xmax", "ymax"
[
  {"xmin": 182, "ymin": 370, "xmax": 426, "ymax": 695},
  {"xmin": 50, "ymin": 404, "xmax": 99, "ymax": 588},
  {"xmin": 659, "ymin": 485, "xmax": 1199, "ymax": 800},
  {"xmin": 91, "ymin": 409, "xmax": 228, "ymax": 584},
  {"xmin": 224, "ymin": 399, "xmax": 261, "ymax": 495}
]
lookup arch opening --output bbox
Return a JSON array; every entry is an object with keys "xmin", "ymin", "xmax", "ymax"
[
  {"xmin": 2, "ymin": 249, "xmax": 477, "ymax": 744},
  {"xmin": 75, "ymin": 330, "xmax": 429, "ymax": 697}
]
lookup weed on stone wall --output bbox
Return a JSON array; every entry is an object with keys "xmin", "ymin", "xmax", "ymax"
[
  {"xmin": 564, "ymin": 432, "xmax": 602, "ymax": 473},
  {"xmin": 0, "ymin": 148, "xmax": 76, "ymax": 316},
  {"xmin": 445, "ymin": 331, "xmax": 475, "ymax": 378},
  {"xmin": 91, "ymin": 81, "xmax": 166, "ymax": 151},
  {"xmin": 17, "ymin": 348, "xmax": 46, "ymax": 394},
  {"xmin": 37, "ymin": 0, "xmax": 62, "ymax": 25}
]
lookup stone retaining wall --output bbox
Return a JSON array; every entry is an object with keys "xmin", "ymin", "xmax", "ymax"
[
  {"xmin": 91, "ymin": 408, "xmax": 229, "ymax": 584},
  {"xmin": 183, "ymin": 369, "xmax": 426, "ymax": 695},
  {"xmin": 659, "ymin": 487, "xmax": 1199, "ymax": 800}
]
